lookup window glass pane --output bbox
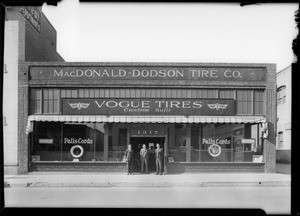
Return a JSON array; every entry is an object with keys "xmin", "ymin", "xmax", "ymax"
[
  {"xmin": 181, "ymin": 90, "xmax": 187, "ymax": 98},
  {"xmin": 66, "ymin": 90, "xmax": 71, "ymax": 97},
  {"xmin": 108, "ymin": 125, "xmax": 127, "ymax": 161},
  {"xmin": 90, "ymin": 89, "xmax": 95, "ymax": 98},
  {"xmin": 37, "ymin": 89, "xmax": 41, "ymax": 98},
  {"xmin": 155, "ymin": 89, "xmax": 161, "ymax": 98},
  {"xmin": 150, "ymin": 89, "xmax": 156, "ymax": 98},
  {"xmin": 120, "ymin": 89, "xmax": 125, "ymax": 98},
  {"xmin": 219, "ymin": 90, "xmax": 234, "ymax": 99},
  {"xmin": 84, "ymin": 89, "xmax": 89, "ymax": 97},
  {"xmin": 161, "ymin": 89, "xmax": 166, "ymax": 98},
  {"xmin": 254, "ymin": 90, "xmax": 264, "ymax": 115},
  {"xmin": 166, "ymin": 89, "xmax": 172, "ymax": 98},
  {"xmin": 61, "ymin": 90, "xmax": 66, "ymax": 98},
  {"xmin": 94, "ymin": 89, "xmax": 100, "ymax": 97},
  {"xmin": 30, "ymin": 89, "xmax": 42, "ymax": 114},
  {"xmin": 95, "ymin": 123, "xmax": 105, "ymax": 161},
  {"xmin": 62, "ymin": 123, "xmax": 95, "ymax": 161},
  {"xmin": 71, "ymin": 90, "xmax": 77, "ymax": 97},
  {"xmin": 186, "ymin": 90, "xmax": 192, "ymax": 98},
  {"xmin": 125, "ymin": 89, "xmax": 130, "ymax": 97},
  {"xmin": 176, "ymin": 89, "xmax": 182, "ymax": 98},
  {"xmin": 200, "ymin": 124, "xmax": 261, "ymax": 162},
  {"xmin": 54, "ymin": 99, "xmax": 59, "ymax": 113},
  {"xmin": 36, "ymin": 99, "xmax": 41, "ymax": 113},
  {"xmin": 191, "ymin": 90, "xmax": 197, "ymax": 98},
  {"xmin": 191, "ymin": 124, "xmax": 200, "ymax": 162},
  {"xmin": 131, "ymin": 89, "xmax": 136, "ymax": 98},
  {"xmin": 43, "ymin": 89, "xmax": 48, "ymax": 99},
  {"xmin": 48, "ymin": 100, "xmax": 53, "ymax": 113},
  {"xmin": 43, "ymin": 100, "xmax": 48, "ymax": 113},
  {"xmin": 202, "ymin": 90, "xmax": 208, "ymax": 98},
  {"xmin": 237, "ymin": 90, "xmax": 252, "ymax": 115},
  {"xmin": 207, "ymin": 90, "xmax": 212, "ymax": 98},
  {"xmin": 140, "ymin": 89, "xmax": 146, "ymax": 98},
  {"xmin": 31, "ymin": 122, "xmax": 62, "ymax": 161},
  {"xmin": 54, "ymin": 90, "xmax": 59, "ymax": 99},
  {"xmin": 99, "ymin": 89, "xmax": 105, "ymax": 97},
  {"xmin": 171, "ymin": 90, "xmax": 177, "ymax": 98},
  {"xmin": 79, "ymin": 89, "xmax": 84, "ymax": 97},
  {"xmin": 48, "ymin": 90, "xmax": 54, "ymax": 99},
  {"xmin": 168, "ymin": 124, "xmax": 187, "ymax": 162}
]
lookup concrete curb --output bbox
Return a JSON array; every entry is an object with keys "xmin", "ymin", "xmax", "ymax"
[{"xmin": 5, "ymin": 181, "xmax": 290, "ymax": 188}]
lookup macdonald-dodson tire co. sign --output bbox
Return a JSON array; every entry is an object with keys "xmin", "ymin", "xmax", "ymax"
[{"xmin": 29, "ymin": 66, "xmax": 266, "ymax": 82}]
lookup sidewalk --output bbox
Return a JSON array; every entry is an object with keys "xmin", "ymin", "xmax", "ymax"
[{"xmin": 4, "ymin": 172, "xmax": 291, "ymax": 188}]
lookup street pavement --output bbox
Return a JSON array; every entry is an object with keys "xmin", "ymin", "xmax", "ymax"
[
  {"xmin": 4, "ymin": 172, "xmax": 291, "ymax": 188},
  {"xmin": 4, "ymin": 186, "xmax": 291, "ymax": 214}
]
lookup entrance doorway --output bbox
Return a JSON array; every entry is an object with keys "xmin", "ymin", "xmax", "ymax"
[{"xmin": 130, "ymin": 137, "xmax": 165, "ymax": 173}]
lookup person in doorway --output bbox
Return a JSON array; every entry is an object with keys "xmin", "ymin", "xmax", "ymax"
[
  {"xmin": 124, "ymin": 144, "xmax": 133, "ymax": 175},
  {"xmin": 155, "ymin": 143, "xmax": 163, "ymax": 175},
  {"xmin": 140, "ymin": 144, "xmax": 149, "ymax": 174},
  {"xmin": 148, "ymin": 145, "xmax": 155, "ymax": 172}
]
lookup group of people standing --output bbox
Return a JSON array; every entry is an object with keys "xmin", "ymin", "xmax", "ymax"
[{"xmin": 124, "ymin": 143, "xmax": 164, "ymax": 175}]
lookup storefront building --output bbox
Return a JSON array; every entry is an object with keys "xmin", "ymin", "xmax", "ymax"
[{"xmin": 17, "ymin": 62, "xmax": 277, "ymax": 173}]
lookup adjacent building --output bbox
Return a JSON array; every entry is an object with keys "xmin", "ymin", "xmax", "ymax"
[
  {"xmin": 276, "ymin": 65, "xmax": 291, "ymax": 163},
  {"xmin": 3, "ymin": 6, "xmax": 64, "ymax": 174}
]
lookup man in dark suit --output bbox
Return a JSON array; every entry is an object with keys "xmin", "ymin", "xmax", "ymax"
[
  {"xmin": 140, "ymin": 144, "xmax": 149, "ymax": 174},
  {"xmin": 155, "ymin": 143, "xmax": 163, "ymax": 175},
  {"xmin": 124, "ymin": 144, "xmax": 133, "ymax": 175}
]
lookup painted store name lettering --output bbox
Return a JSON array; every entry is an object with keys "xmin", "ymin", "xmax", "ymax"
[
  {"xmin": 64, "ymin": 138, "xmax": 93, "ymax": 144},
  {"xmin": 53, "ymin": 69, "xmax": 241, "ymax": 79},
  {"xmin": 202, "ymin": 138, "xmax": 231, "ymax": 145},
  {"xmin": 94, "ymin": 100, "xmax": 202, "ymax": 110}
]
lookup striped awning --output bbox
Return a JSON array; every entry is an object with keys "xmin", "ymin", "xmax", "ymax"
[{"xmin": 27, "ymin": 115, "xmax": 267, "ymax": 124}]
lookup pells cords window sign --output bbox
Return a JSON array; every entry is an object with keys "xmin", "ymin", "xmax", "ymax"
[{"xmin": 208, "ymin": 144, "xmax": 222, "ymax": 157}]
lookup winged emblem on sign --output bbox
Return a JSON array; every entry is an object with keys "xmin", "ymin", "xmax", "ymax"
[
  {"xmin": 207, "ymin": 103, "xmax": 228, "ymax": 111},
  {"xmin": 69, "ymin": 102, "xmax": 90, "ymax": 110}
]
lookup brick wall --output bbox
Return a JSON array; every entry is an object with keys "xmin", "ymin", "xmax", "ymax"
[
  {"xmin": 17, "ymin": 62, "xmax": 278, "ymax": 174},
  {"xmin": 6, "ymin": 6, "xmax": 64, "ymax": 62},
  {"xmin": 24, "ymin": 11, "xmax": 64, "ymax": 62},
  {"xmin": 264, "ymin": 64, "xmax": 277, "ymax": 173}
]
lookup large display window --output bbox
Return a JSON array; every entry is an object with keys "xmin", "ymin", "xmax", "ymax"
[
  {"xmin": 191, "ymin": 123, "xmax": 263, "ymax": 162},
  {"xmin": 168, "ymin": 124, "xmax": 187, "ymax": 162},
  {"xmin": 30, "ymin": 122, "xmax": 263, "ymax": 163},
  {"xmin": 30, "ymin": 122, "xmax": 105, "ymax": 162}
]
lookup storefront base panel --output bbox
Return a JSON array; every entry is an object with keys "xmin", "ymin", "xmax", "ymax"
[
  {"xmin": 29, "ymin": 162, "xmax": 127, "ymax": 173},
  {"xmin": 166, "ymin": 162, "xmax": 265, "ymax": 173},
  {"xmin": 4, "ymin": 164, "xmax": 19, "ymax": 175}
]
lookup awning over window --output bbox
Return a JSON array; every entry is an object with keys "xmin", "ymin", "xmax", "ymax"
[
  {"xmin": 27, "ymin": 115, "xmax": 267, "ymax": 123},
  {"xmin": 26, "ymin": 114, "xmax": 267, "ymax": 134}
]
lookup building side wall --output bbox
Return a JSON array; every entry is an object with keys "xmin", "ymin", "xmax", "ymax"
[
  {"xmin": 276, "ymin": 66, "xmax": 291, "ymax": 150},
  {"xmin": 3, "ymin": 21, "xmax": 19, "ymax": 175},
  {"xmin": 6, "ymin": 6, "xmax": 64, "ymax": 62},
  {"xmin": 276, "ymin": 66, "xmax": 291, "ymax": 163},
  {"xmin": 24, "ymin": 11, "xmax": 64, "ymax": 62}
]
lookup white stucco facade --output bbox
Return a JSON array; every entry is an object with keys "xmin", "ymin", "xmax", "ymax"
[{"xmin": 3, "ymin": 21, "xmax": 19, "ymax": 174}]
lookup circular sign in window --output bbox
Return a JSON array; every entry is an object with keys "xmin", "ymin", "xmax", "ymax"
[
  {"xmin": 70, "ymin": 145, "xmax": 84, "ymax": 159},
  {"xmin": 208, "ymin": 144, "xmax": 222, "ymax": 157}
]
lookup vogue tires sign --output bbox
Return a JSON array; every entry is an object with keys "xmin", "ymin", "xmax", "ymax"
[{"xmin": 62, "ymin": 98, "xmax": 235, "ymax": 116}]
